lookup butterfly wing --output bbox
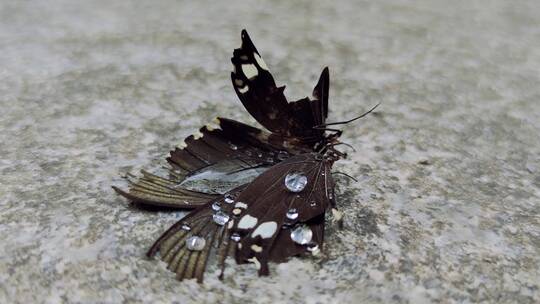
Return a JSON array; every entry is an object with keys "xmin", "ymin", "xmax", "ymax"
[
  {"xmin": 231, "ymin": 30, "xmax": 290, "ymax": 134},
  {"xmin": 231, "ymin": 153, "xmax": 335, "ymax": 275},
  {"xmin": 231, "ymin": 30, "xmax": 330, "ymax": 143},
  {"xmin": 113, "ymin": 118, "xmax": 295, "ymax": 209},
  {"xmin": 285, "ymin": 67, "xmax": 330, "ymax": 141},
  {"xmin": 147, "ymin": 185, "xmax": 246, "ymax": 282},
  {"xmin": 146, "ymin": 153, "xmax": 335, "ymax": 282},
  {"xmin": 112, "ymin": 170, "xmax": 218, "ymax": 209}
]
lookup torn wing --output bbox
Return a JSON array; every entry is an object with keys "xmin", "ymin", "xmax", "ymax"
[
  {"xmin": 146, "ymin": 185, "xmax": 246, "ymax": 282},
  {"xmin": 231, "ymin": 30, "xmax": 290, "ymax": 134},
  {"xmin": 113, "ymin": 117, "xmax": 297, "ymax": 209},
  {"xmin": 231, "ymin": 153, "xmax": 336, "ymax": 275}
]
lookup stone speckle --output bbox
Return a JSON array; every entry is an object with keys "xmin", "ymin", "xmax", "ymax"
[{"xmin": 1, "ymin": 1, "xmax": 539, "ymax": 303}]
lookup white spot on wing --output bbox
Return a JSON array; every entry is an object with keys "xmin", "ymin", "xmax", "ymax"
[
  {"xmin": 238, "ymin": 214, "xmax": 258, "ymax": 229},
  {"xmin": 235, "ymin": 202, "xmax": 248, "ymax": 209},
  {"xmin": 251, "ymin": 221, "xmax": 277, "ymax": 239},
  {"xmin": 242, "ymin": 64, "xmax": 258, "ymax": 79},
  {"xmin": 234, "ymin": 79, "xmax": 244, "ymax": 86},
  {"xmin": 193, "ymin": 130, "xmax": 204, "ymax": 139},
  {"xmin": 251, "ymin": 245, "xmax": 263, "ymax": 253},
  {"xmin": 205, "ymin": 118, "xmax": 221, "ymax": 131},
  {"xmin": 178, "ymin": 141, "xmax": 187, "ymax": 149},
  {"xmin": 238, "ymin": 85, "xmax": 249, "ymax": 94},
  {"xmin": 247, "ymin": 257, "xmax": 261, "ymax": 269},
  {"xmin": 254, "ymin": 52, "xmax": 268, "ymax": 70}
]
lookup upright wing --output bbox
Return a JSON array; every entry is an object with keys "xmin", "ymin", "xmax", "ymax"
[
  {"xmin": 286, "ymin": 67, "xmax": 330, "ymax": 141},
  {"xmin": 147, "ymin": 185, "xmax": 246, "ymax": 282},
  {"xmin": 113, "ymin": 118, "xmax": 297, "ymax": 209},
  {"xmin": 231, "ymin": 30, "xmax": 331, "ymax": 143},
  {"xmin": 231, "ymin": 153, "xmax": 336, "ymax": 275},
  {"xmin": 312, "ymin": 66, "xmax": 329, "ymax": 121},
  {"xmin": 231, "ymin": 30, "xmax": 290, "ymax": 134}
]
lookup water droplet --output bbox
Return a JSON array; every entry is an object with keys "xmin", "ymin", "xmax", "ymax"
[
  {"xmin": 213, "ymin": 211, "xmax": 230, "ymax": 225},
  {"xmin": 224, "ymin": 193, "xmax": 234, "ymax": 204},
  {"xmin": 212, "ymin": 202, "xmax": 221, "ymax": 211},
  {"xmin": 229, "ymin": 143, "xmax": 238, "ymax": 150},
  {"xmin": 310, "ymin": 201, "xmax": 317, "ymax": 207},
  {"xmin": 286, "ymin": 208, "xmax": 299, "ymax": 220},
  {"xmin": 277, "ymin": 151, "xmax": 289, "ymax": 160},
  {"xmin": 266, "ymin": 157, "xmax": 274, "ymax": 163},
  {"xmin": 230, "ymin": 233, "xmax": 241, "ymax": 242},
  {"xmin": 328, "ymin": 192, "xmax": 334, "ymax": 200},
  {"xmin": 290, "ymin": 225, "xmax": 313, "ymax": 245},
  {"xmin": 285, "ymin": 172, "xmax": 308, "ymax": 192},
  {"xmin": 181, "ymin": 224, "xmax": 191, "ymax": 231},
  {"xmin": 186, "ymin": 236, "xmax": 206, "ymax": 251},
  {"xmin": 257, "ymin": 152, "xmax": 263, "ymax": 158}
]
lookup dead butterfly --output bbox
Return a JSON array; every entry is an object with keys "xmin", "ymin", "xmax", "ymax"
[{"xmin": 113, "ymin": 30, "xmax": 377, "ymax": 282}]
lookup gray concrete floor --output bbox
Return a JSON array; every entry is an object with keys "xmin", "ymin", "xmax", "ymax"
[{"xmin": 1, "ymin": 1, "xmax": 539, "ymax": 303}]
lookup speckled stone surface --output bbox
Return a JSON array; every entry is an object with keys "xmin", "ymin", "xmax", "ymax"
[{"xmin": 1, "ymin": 1, "xmax": 539, "ymax": 303}]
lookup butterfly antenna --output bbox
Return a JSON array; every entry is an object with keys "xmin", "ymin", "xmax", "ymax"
[
  {"xmin": 316, "ymin": 103, "xmax": 380, "ymax": 128},
  {"xmin": 332, "ymin": 171, "xmax": 358, "ymax": 182}
]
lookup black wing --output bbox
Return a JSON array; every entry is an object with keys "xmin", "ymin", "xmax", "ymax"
[
  {"xmin": 147, "ymin": 185, "xmax": 246, "ymax": 282},
  {"xmin": 231, "ymin": 30, "xmax": 330, "ymax": 143},
  {"xmin": 231, "ymin": 30, "xmax": 290, "ymax": 134},
  {"xmin": 231, "ymin": 153, "xmax": 336, "ymax": 275},
  {"xmin": 286, "ymin": 67, "xmax": 329, "ymax": 140},
  {"xmin": 113, "ymin": 118, "xmax": 298, "ymax": 209}
]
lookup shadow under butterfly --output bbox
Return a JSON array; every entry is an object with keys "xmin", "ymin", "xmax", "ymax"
[{"xmin": 113, "ymin": 30, "xmax": 378, "ymax": 282}]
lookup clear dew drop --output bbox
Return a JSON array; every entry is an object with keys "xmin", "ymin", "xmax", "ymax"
[
  {"xmin": 257, "ymin": 152, "xmax": 263, "ymax": 158},
  {"xmin": 186, "ymin": 236, "xmax": 206, "ymax": 251},
  {"xmin": 290, "ymin": 225, "xmax": 313, "ymax": 245},
  {"xmin": 229, "ymin": 143, "xmax": 238, "ymax": 150},
  {"xmin": 213, "ymin": 211, "xmax": 230, "ymax": 226},
  {"xmin": 310, "ymin": 201, "xmax": 317, "ymax": 207},
  {"xmin": 212, "ymin": 201, "xmax": 221, "ymax": 211},
  {"xmin": 230, "ymin": 233, "xmax": 241, "ymax": 242},
  {"xmin": 181, "ymin": 224, "xmax": 191, "ymax": 231},
  {"xmin": 285, "ymin": 172, "xmax": 308, "ymax": 193},
  {"xmin": 286, "ymin": 208, "xmax": 299, "ymax": 220},
  {"xmin": 224, "ymin": 193, "xmax": 234, "ymax": 204}
]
